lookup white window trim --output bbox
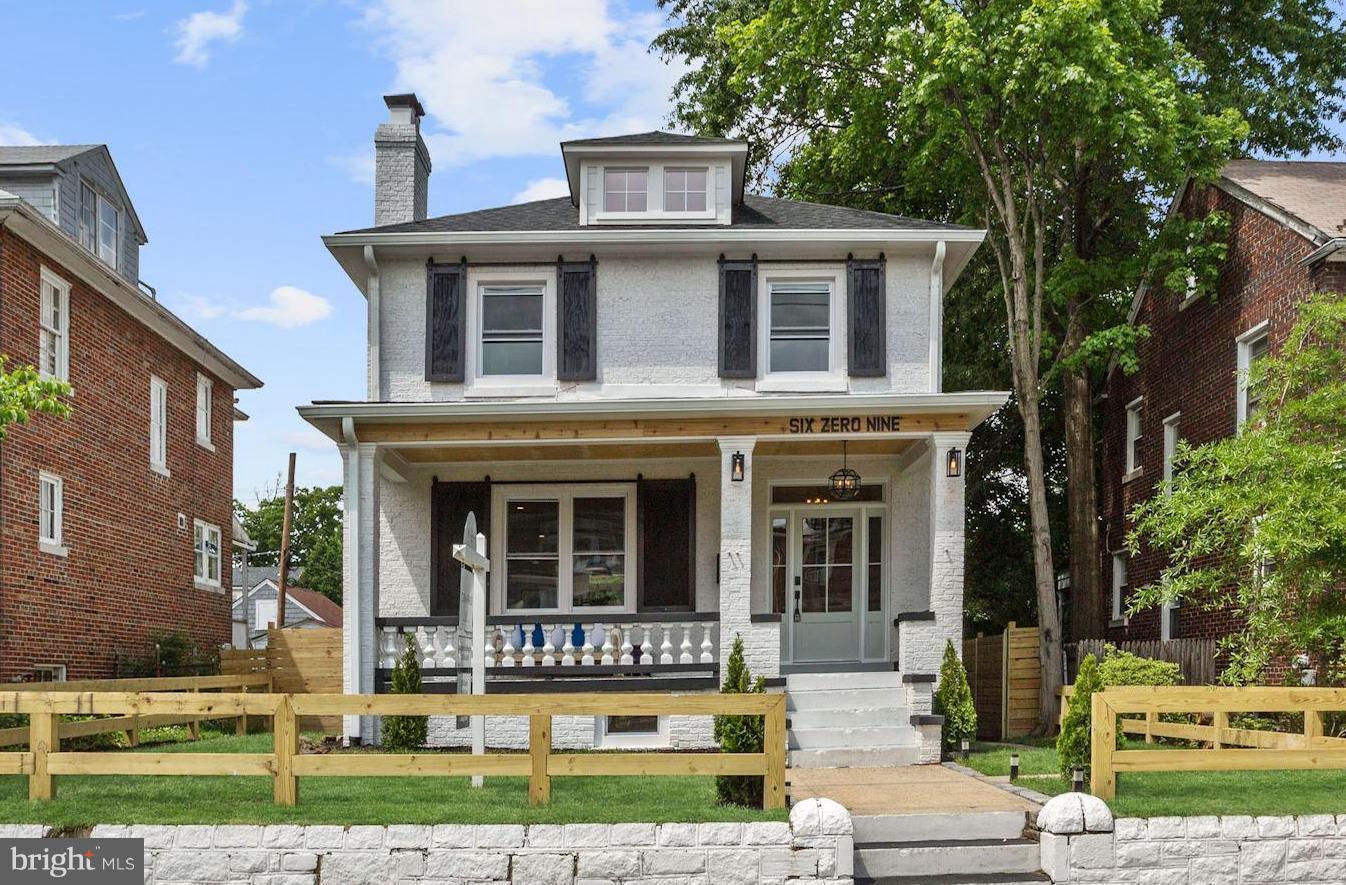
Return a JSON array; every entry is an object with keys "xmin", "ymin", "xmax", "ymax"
[
  {"xmin": 594, "ymin": 715, "xmax": 669, "ymax": 749},
  {"xmin": 150, "ymin": 375, "xmax": 170, "ymax": 476},
  {"xmin": 79, "ymin": 180, "xmax": 120, "ymax": 271},
  {"xmin": 757, "ymin": 272, "xmax": 847, "ymax": 392},
  {"xmin": 1161, "ymin": 412, "xmax": 1181, "ymax": 492},
  {"xmin": 1110, "ymin": 552, "xmax": 1129, "ymax": 625},
  {"xmin": 38, "ymin": 266, "xmax": 71, "ymax": 384},
  {"xmin": 592, "ymin": 163, "xmax": 717, "ymax": 223},
  {"xmin": 194, "ymin": 518, "xmax": 222, "ymax": 589},
  {"xmin": 31, "ymin": 664, "xmax": 67, "ymax": 683},
  {"xmin": 195, "ymin": 373, "xmax": 214, "ymax": 450},
  {"xmin": 38, "ymin": 471, "xmax": 66, "ymax": 557},
  {"xmin": 490, "ymin": 483, "xmax": 637, "ymax": 616},
  {"xmin": 465, "ymin": 270, "xmax": 558, "ymax": 396},
  {"xmin": 1123, "ymin": 397, "xmax": 1144, "ymax": 481},
  {"xmin": 1236, "ymin": 321, "xmax": 1270, "ymax": 432}
]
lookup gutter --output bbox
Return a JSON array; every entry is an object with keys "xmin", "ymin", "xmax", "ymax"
[
  {"xmin": 322, "ymin": 227, "xmax": 987, "ymax": 250},
  {"xmin": 1298, "ymin": 237, "xmax": 1346, "ymax": 266}
]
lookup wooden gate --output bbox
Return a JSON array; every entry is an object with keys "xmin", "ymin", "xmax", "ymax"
[{"xmin": 963, "ymin": 622, "xmax": 1041, "ymax": 740}]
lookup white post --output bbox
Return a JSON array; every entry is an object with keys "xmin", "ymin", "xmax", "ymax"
[
  {"xmin": 453, "ymin": 527, "xmax": 490, "ymax": 787},
  {"xmin": 718, "ymin": 437, "xmax": 777, "ymax": 678},
  {"xmin": 341, "ymin": 432, "xmax": 380, "ymax": 745}
]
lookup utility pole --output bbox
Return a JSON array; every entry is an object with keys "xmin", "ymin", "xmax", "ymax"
[{"xmin": 275, "ymin": 452, "xmax": 297, "ymax": 631}]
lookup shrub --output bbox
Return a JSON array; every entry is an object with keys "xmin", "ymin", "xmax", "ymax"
[
  {"xmin": 1099, "ymin": 649, "xmax": 1181, "ymax": 687},
  {"xmin": 713, "ymin": 635, "xmax": 766, "ymax": 807},
  {"xmin": 381, "ymin": 640, "xmax": 427, "ymax": 751},
  {"xmin": 1057, "ymin": 653, "xmax": 1102, "ymax": 778},
  {"xmin": 933, "ymin": 640, "xmax": 976, "ymax": 755}
]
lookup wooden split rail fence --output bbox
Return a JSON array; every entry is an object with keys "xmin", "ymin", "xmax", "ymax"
[
  {"xmin": 1090, "ymin": 686, "xmax": 1346, "ymax": 800},
  {"xmin": 0, "ymin": 674, "xmax": 273, "ymax": 748},
  {"xmin": 0, "ymin": 690, "xmax": 787, "ymax": 810}
]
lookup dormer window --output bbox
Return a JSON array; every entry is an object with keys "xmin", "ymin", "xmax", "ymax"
[
  {"xmin": 603, "ymin": 168, "xmax": 648, "ymax": 212},
  {"xmin": 664, "ymin": 168, "xmax": 707, "ymax": 212},
  {"xmin": 78, "ymin": 180, "xmax": 119, "ymax": 270}
]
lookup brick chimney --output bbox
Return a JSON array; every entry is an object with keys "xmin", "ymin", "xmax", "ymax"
[{"xmin": 374, "ymin": 93, "xmax": 431, "ymax": 226}]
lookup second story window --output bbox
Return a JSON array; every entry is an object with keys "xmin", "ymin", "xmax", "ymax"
[
  {"xmin": 194, "ymin": 519, "xmax": 221, "ymax": 587},
  {"xmin": 768, "ymin": 281, "xmax": 832, "ymax": 373},
  {"xmin": 1237, "ymin": 324, "xmax": 1270, "ymax": 431},
  {"xmin": 603, "ymin": 168, "xmax": 647, "ymax": 212},
  {"xmin": 150, "ymin": 376, "xmax": 169, "ymax": 474},
  {"xmin": 1111, "ymin": 553, "xmax": 1128, "ymax": 621},
  {"xmin": 664, "ymin": 168, "xmax": 707, "ymax": 212},
  {"xmin": 38, "ymin": 268, "xmax": 70, "ymax": 382},
  {"xmin": 1125, "ymin": 397, "xmax": 1143, "ymax": 476},
  {"xmin": 1162, "ymin": 413, "xmax": 1181, "ymax": 492},
  {"xmin": 38, "ymin": 471, "xmax": 64, "ymax": 552},
  {"xmin": 196, "ymin": 374, "xmax": 213, "ymax": 447},
  {"xmin": 79, "ymin": 181, "xmax": 119, "ymax": 269},
  {"xmin": 480, "ymin": 284, "xmax": 544, "ymax": 376}
]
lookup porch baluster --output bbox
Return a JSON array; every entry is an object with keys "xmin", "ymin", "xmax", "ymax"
[
  {"xmin": 379, "ymin": 627, "xmax": 398, "ymax": 668},
  {"xmin": 418, "ymin": 628, "xmax": 435, "ymax": 669},
  {"xmin": 541, "ymin": 626, "xmax": 556, "ymax": 666},
  {"xmin": 660, "ymin": 625, "xmax": 674, "ymax": 665},
  {"xmin": 700, "ymin": 624, "xmax": 714, "ymax": 664},
  {"xmin": 581, "ymin": 625, "xmax": 597, "ymax": 666},
  {"xmin": 679, "ymin": 625, "xmax": 694, "ymax": 665},
  {"xmin": 640, "ymin": 626, "xmax": 654, "ymax": 666},
  {"xmin": 500, "ymin": 625, "xmax": 517, "ymax": 667},
  {"xmin": 483, "ymin": 629, "xmax": 498, "ymax": 668},
  {"xmin": 561, "ymin": 629, "xmax": 576, "ymax": 666},
  {"xmin": 443, "ymin": 630, "xmax": 456, "ymax": 669},
  {"xmin": 601, "ymin": 628, "xmax": 616, "ymax": 666},
  {"xmin": 619, "ymin": 625, "xmax": 634, "ymax": 666},
  {"xmin": 521, "ymin": 626, "xmax": 536, "ymax": 666},
  {"xmin": 431, "ymin": 627, "xmax": 446, "ymax": 669}
]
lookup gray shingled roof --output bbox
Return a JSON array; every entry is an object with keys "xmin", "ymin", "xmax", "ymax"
[
  {"xmin": 562, "ymin": 131, "xmax": 745, "ymax": 148},
  {"xmin": 1222, "ymin": 159, "xmax": 1346, "ymax": 239},
  {"xmin": 0, "ymin": 144, "xmax": 101, "ymax": 165},
  {"xmin": 341, "ymin": 194, "xmax": 971, "ymax": 235}
]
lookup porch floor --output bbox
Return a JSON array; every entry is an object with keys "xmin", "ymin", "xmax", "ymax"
[{"xmin": 787, "ymin": 765, "xmax": 1040, "ymax": 816}]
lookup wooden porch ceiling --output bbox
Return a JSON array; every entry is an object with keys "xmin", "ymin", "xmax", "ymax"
[{"xmin": 395, "ymin": 437, "xmax": 915, "ymax": 464}]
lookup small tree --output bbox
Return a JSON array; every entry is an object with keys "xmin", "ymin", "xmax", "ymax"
[
  {"xmin": 1057, "ymin": 653, "xmax": 1102, "ymax": 778},
  {"xmin": 933, "ymin": 640, "xmax": 976, "ymax": 754},
  {"xmin": 0, "ymin": 357, "xmax": 69, "ymax": 440},
  {"xmin": 713, "ymin": 634, "xmax": 765, "ymax": 807},
  {"xmin": 381, "ymin": 640, "xmax": 426, "ymax": 751}
]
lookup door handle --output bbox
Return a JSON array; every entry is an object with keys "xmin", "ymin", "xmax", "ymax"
[{"xmin": 793, "ymin": 589, "xmax": 802, "ymax": 623}]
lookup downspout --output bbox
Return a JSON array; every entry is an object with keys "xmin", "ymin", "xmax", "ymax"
[
  {"xmin": 930, "ymin": 240, "xmax": 946, "ymax": 393},
  {"xmin": 341, "ymin": 416, "xmax": 363, "ymax": 743},
  {"xmin": 363, "ymin": 245, "xmax": 381, "ymax": 401}
]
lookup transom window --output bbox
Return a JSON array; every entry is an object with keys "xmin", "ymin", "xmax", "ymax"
[
  {"xmin": 663, "ymin": 167, "xmax": 707, "ymax": 212},
  {"xmin": 39, "ymin": 268, "xmax": 70, "ymax": 382},
  {"xmin": 768, "ymin": 281, "xmax": 832, "ymax": 373},
  {"xmin": 602, "ymin": 168, "xmax": 648, "ymax": 212},
  {"xmin": 480, "ymin": 284, "xmax": 544, "ymax": 376},
  {"xmin": 500, "ymin": 487, "xmax": 633, "ymax": 613},
  {"xmin": 79, "ymin": 181, "xmax": 119, "ymax": 269},
  {"xmin": 194, "ymin": 519, "xmax": 221, "ymax": 586}
]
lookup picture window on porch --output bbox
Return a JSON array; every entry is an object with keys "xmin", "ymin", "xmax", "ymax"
[
  {"xmin": 480, "ymin": 284, "xmax": 545, "ymax": 376},
  {"xmin": 768, "ymin": 282, "xmax": 831, "ymax": 372}
]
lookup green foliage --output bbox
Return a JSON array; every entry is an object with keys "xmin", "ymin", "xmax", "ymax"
[
  {"xmin": 300, "ymin": 529, "xmax": 344, "ymax": 603},
  {"xmin": 933, "ymin": 641, "xmax": 976, "ymax": 754},
  {"xmin": 381, "ymin": 640, "xmax": 427, "ymax": 751},
  {"xmin": 1099, "ymin": 650, "xmax": 1181, "ymax": 688},
  {"xmin": 1129, "ymin": 291, "xmax": 1346, "ymax": 684},
  {"xmin": 713, "ymin": 635, "xmax": 765, "ymax": 807},
  {"xmin": 1057, "ymin": 653, "xmax": 1102, "ymax": 777},
  {"xmin": 235, "ymin": 486, "xmax": 343, "ymax": 598},
  {"xmin": 115, "ymin": 629, "xmax": 217, "ymax": 677},
  {"xmin": 0, "ymin": 356, "xmax": 70, "ymax": 441}
]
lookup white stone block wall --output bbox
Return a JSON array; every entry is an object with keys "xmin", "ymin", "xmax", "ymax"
[{"xmin": 3, "ymin": 801, "xmax": 852, "ymax": 884}]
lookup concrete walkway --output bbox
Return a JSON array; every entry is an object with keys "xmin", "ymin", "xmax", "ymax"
[{"xmin": 787, "ymin": 764, "xmax": 1041, "ymax": 816}]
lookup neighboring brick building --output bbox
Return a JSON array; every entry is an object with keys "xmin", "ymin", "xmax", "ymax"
[
  {"xmin": 1097, "ymin": 159, "xmax": 1346, "ymax": 645},
  {"xmin": 0, "ymin": 145, "xmax": 261, "ymax": 680}
]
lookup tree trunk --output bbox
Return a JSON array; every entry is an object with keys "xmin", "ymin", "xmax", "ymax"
[
  {"xmin": 1063, "ymin": 326, "xmax": 1102, "ymax": 645},
  {"xmin": 1017, "ymin": 389, "xmax": 1065, "ymax": 733}
]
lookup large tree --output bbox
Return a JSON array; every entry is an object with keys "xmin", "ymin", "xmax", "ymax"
[
  {"xmin": 655, "ymin": 0, "xmax": 1346, "ymax": 730},
  {"xmin": 235, "ymin": 484, "xmax": 343, "ymax": 602}
]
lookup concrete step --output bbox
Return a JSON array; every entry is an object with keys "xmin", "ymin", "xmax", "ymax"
[
  {"xmin": 788, "ymin": 745, "xmax": 922, "ymax": 768},
  {"xmin": 786, "ymin": 670, "xmax": 901, "ymax": 692},
  {"xmin": 788, "ymin": 725, "xmax": 917, "ymax": 750},
  {"xmin": 789, "ymin": 706, "xmax": 908, "ymax": 729},
  {"xmin": 854, "ymin": 839, "xmax": 1042, "ymax": 880},
  {"xmin": 853, "ymin": 812, "xmax": 1030, "ymax": 844},
  {"xmin": 786, "ymin": 687, "xmax": 907, "ymax": 711},
  {"xmin": 856, "ymin": 875, "xmax": 1049, "ymax": 885}
]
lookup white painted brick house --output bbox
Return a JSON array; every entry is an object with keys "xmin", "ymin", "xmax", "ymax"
[{"xmin": 302, "ymin": 94, "xmax": 1007, "ymax": 762}]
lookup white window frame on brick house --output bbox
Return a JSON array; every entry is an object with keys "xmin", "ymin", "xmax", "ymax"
[
  {"xmin": 1236, "ymin": 321, "xmax": 1270, "ymax": 432},
  {"xmin": 757, "ymin": 272, "xmax": 846, "ymax": 392},
  {"xmin": 31, "ymin": 664, "xmax": 66, "ymax": 682},
  {"xmin": 1111, "ymin": 552, "xmax": 1128, "ymax": 624},
  {"xmin": 38, "ymin": 267, "xmax": 70, "ymax": 383},
  {"xmin": 38, "ymin": 471, "xmax": 66, "ymax": 556},
  {"xmin": 1124, "ymin": 397, "xmax": 1144, "ymax": 479},
  {"xmin": 194, "ymin": 519, "xmax": 222, "ymax": 588},
  {"xmin": 1162, "ymin": 412, "xmax": 1181, "ymax": 492},
  {"xmin": 195, "ymin": 374, "xmax": 214, "ymax": 449},
  {"xmin": 150, "ymin": 375, "xmax": 169, "ymax": 475}
]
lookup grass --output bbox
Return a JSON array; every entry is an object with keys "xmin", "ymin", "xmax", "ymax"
[
  {"xmin": 0, "ymin": 729, "xmax": 785, "ymax": 826},
  {"xmin": 965, "ymin": 739, "xmax": 1346, "ymax": 818}
]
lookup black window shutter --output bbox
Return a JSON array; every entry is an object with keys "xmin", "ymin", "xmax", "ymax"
[
  {"xmin": 718, "ymin": 255, "xmax": 757, "ymax": 378},
  {"xmin": 637, "ymin": 476, "xmax": 696, "ymax": 611},
  {"xmin": 430, "ymin": 479, "xmax": 491, "ymax": 616},
  {"xmin": 425, "ymin": 258, "xmax": 467, "ymax": 382},
  {"xmin": 847, "ymin": 254, "xmax": 887, "ymax": 377},
  {"xmin": 557, "ymin": 256, "xmax": 597, "ymax": 381}
]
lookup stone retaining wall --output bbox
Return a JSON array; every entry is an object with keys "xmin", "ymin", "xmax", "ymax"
[{"xmin": 0, "ymin": 799, "xmax": 853, "ymax": 885}]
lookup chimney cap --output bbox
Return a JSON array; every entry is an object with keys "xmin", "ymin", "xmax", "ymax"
[{"xmin": 383, "ymin": 93, "xmax": 426, "ymax": 118}]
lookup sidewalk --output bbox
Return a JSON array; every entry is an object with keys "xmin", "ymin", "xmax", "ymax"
[{"xmin": 787, "ymin": 764, "xmax": 1041, "ymax": 815}]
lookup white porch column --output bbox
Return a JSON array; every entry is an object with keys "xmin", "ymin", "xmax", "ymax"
[
  {"xmin": 341, "ymin": 435, "xmax": 381, "ymax": 744},
  {"xmin": 717, "ymin": 437, "xmax": 778, "ymax": 679}
]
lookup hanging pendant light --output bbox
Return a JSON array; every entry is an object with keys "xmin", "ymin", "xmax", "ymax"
[{"xmin": 829, "ymin": 440, "xmax": 862, "ymax": 501}]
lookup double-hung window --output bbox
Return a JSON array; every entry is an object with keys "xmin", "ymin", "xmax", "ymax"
[
  {"xmin": 196, "ymin": 374, "xmax": 213, "ymax": 447},
  {"xmin": 1237, "ymin": 325, "xmax": 1270, "ymax": 431},
  {"xmin": 150, "ymin": 376, "xmax": 168, "ymax": 473},
  {"xmin": 38, "ymin": 268, "xmax": 70, "ymax": 382},
  {"xmin": 768, "ymin": 281, "xmax": 832, "ymax": 373},
  {"xmin": 480, "ymin": 284, "xmax": 544, "ymax": 376},
  {"xmin": 79, "ymin": 181, "xmax": 119, "ymax": 269},
  {"xmin": 194, "ymin": 519, "xmax": 221, "ymax": 587},
  {"xmin": 602, "ymin": 168, "xmax": 648, "ymax": 212},
  {"xmin": 1111, "ymin": 553, "xmax": 1128, "ymax": 622},
  {"xmin": 500, "ymin": 486, "xmax": 633, "ymax": 613},
  {"xmin": 79, "ymin": 182, "xmax": 97, "ymax": 253},
  {"xmin": 1124, "ymin": 398, "xmax": 1143, "ymax": 476},
  {"xmin": 38, "ymin": 471, "xmax": 64, "ymax": 552},
  {"xmin": 663, "ymin": 168, "xmax": 707, "ymax": 212},
  {"xmin": 1162, "ymin": 413, "xmax": 1181, "ymax": 492}
]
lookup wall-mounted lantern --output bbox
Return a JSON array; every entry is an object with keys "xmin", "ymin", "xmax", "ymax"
[
  {"xmin": 946, "ymin": 447, "xmax": 963, "ymax": 478},
  {"xmin": 731, "ymin": 451, "xmax": 745, "ymax": 482}
]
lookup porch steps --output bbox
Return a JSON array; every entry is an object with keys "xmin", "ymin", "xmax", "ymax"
[
  {"xmin": 852, "ymin": 812, "xmax": 1045, "ymax": 884},
  {"xmin": 785, "ymin": 671, "xmax": 921, "ymax": 769}
]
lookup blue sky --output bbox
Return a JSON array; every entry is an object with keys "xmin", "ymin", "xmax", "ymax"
[{"xmin": 1, "ymin": 0, "xmax": 684, "ymax": 502}]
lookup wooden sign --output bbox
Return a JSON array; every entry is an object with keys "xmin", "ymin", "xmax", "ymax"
[{"xmin": 787, "ymin": 415, "xmax": 902, "ymax": 434}]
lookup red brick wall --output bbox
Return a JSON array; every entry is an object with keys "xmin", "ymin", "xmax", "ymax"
[
  {"xmin": 1096, "ymin": 182, "xmax": 1339, "ymax": 645},
  {"xmin": 0, "ymin": 228, "xmax": 235, "ymax": 679}
]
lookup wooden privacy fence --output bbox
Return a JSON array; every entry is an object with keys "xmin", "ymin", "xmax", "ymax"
[
  {"xmin": 0, "ymin": 674, "xmax": 273, "ymax": 747},
  {"xmin": 222, "ymin": 628, "xmax": 341, "ymax": 732},
  {"xmin": 0, "ymin": 690, "xmax": 787, "ymax": 810},
  {"xmin": 1090, "ymin": 686, "xmax": 1346, "ymax": 800},
  {"xmin": 963, "ymin": 622, "xmax": 1040, "ymax": 740},
  {"xmin": 1069, "ymin": 638, "xmax": 1222, "ymax": 686}
]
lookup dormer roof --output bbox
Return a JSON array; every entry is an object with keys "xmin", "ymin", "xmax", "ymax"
[{"xmin": 559, "ymin": 130, "xmax": 749, "ymax": 206}]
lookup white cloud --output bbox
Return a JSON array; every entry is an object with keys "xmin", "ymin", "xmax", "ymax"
[
  {"xmin": 280, "ymin": 428, "xmax": 337, "ymax": 454},
  {"xmin": 173, "ymin": 293, "xmax": 228, "ymax": 321},
  {"xmin": 113, "ymin": 10, "xmax": 147, "ymax": 21},
  {"xmin": 332, "ymin": 153, "xmax": 376, "ymax": 187},
  {"xmin": 0, "ymin": 122, "xmax": 48, "ymax": 146},
  {"xmin": 234, "ymin": 286, "xmax": 333, "ymax": 328},
  {"xmin": 173, "ymin": 0, "xmax": 247, "ymax": 68},
  {"xmin": 362, "ymin": 0, "xmax": 689, "ymax": 167},
  {"xmin": 511, "ymin": 177, "xmax": 570, "ymax": 204}
]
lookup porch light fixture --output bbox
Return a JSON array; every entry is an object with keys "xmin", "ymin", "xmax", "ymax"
[
  {"xmin": 731, "ymin": 452, "xmax": 746, "ymax": 482},
  {"xmin": 946, "ymin": 447, "xmax": 963, "ymax": 478},
  {"xmin": 828, "ymin": 441, "xmax": 862, "ymax": 501}
]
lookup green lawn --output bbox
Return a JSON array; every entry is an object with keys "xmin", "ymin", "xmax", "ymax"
[
  {"xmin": 0, "ymin": 730, "xmax": 785, "ymax": 826},
  {"xmin": 965, "ymin": 740, "xmax": 1346, "ymax": 818}
]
